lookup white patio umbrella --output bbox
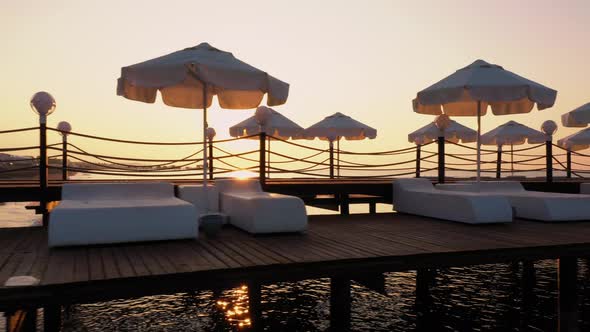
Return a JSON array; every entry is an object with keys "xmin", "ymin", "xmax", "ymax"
[
  {"xmin": 229, "ymin": 106, "xmax": 304, "ymax": 177},
  {"xmin": 561, "ymin": 102, "xmax": 590, "ymax": 128},
  {"xmin": 408, "ymin": 119, "xmax": 476, "ymax": 144},
  {"xmin": 229, "ymin": 107, "xmax": 304, "ymax": 139},
  {"xmin": 558, "ymin": 127, "xmax": 590, "ymax": 151},
  {"xmin": 413, "ymin": 59, "xmax": 557, "ymax": 182},
  {"xmin": 117, "ymin": 42, "xmax": 289, "ymax": 187},
  {"xmin": 481, "ymin": 120, "xmax": 547, "ymax": 175},
  {"xmin": 304, "ymin": 112, "xmax": 377, "ymax": 178}
]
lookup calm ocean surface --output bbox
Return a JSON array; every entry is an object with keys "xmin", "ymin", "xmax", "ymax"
[{"xmin": 0, "ymin": 171, "xmax": 586, "ymax": 331}]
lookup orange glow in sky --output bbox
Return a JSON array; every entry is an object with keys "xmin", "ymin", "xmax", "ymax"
[{"xmin": 1, "ymin": 0, "xmax": 589, "ymax": 161}]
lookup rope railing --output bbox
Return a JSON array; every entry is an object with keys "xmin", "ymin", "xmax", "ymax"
[
  {"xmin": 47, "ymin": 127, "xmax": 258, "ymax": 145},
  {"xmin": 0, "ymin": 127, "xmax": 39, "ymax": 134},
  {"xmin": 0, "ymin": 166, "xmax": 37, "ymax": 174},
  {"xmin": 66, "ymin": 143, "xmax": 205, "ymax": 169},
  {"xmin": 447, "ymin": 141, "xmax": 546, "ymax": 153},
  {"xmin": 1, "ymin": 125, "xmax": 589, "ymax": 182}
]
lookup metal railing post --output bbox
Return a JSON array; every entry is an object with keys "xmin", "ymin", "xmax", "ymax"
[
  {"xmin": 546, "ymin": 140, "xmax": 553, "ymax": 183},
  {"xmin": 415, "ymin": 144, "xmax": 421, "ymax": 178},
  {"xmin": 566, "ymin": 150, "xmax": 572, "ymax": 179},
  {"xmin": 208, "ymin": 138, "xmax": 214, "ymax": 180},
  {"xmin": 496, "ymin": 145, "xmax": 502, "ymax": 179},
  {"xmin": 437, "ymin": 136, "xmax": 445, "ymax": 184},
  {"xmin": 329, "ymin": 140, "xmax": 334, "ymax": 179},
  {"xmin": 259, "ymin": 132, "xmax": 266, "ymax": 185},
  {"xmin": 62, "ymin": 135, "xmax": 68, "ymax": 181},
  {"xmin": 39, "ymin": 123, "xmax": 48, "ymax": 226}
]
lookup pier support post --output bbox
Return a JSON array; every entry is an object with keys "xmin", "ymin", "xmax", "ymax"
[
  {"xmin": 369, "ymin": 202, "xmax": 376, "ymax": 214},
  {"xmin": 330, "ymin": 277, "xmax": 351, "ymax": 331},
  {"xmin": 416, "ymin": 268, "xmax": 434, "ymax": 304},
  {"xmin": 353, "ymin": 272, "xmax": 385, "ymax": 295},
  {"xmin": 415, "ymin": 144, "xmax": 421, "ymax": 178},
  {"xmin": 546, "ymin": 140, "xmax": 553, "ymax": 183},
  {"xmin": 566, "ymin": 150, "xmax": 572, "ymax": 179},
  {"xmin": 558, "ymin": 257, "xmax": 578, "ymax": 332},
  {"xmin": 259, "ymin": 132, "xmax": 266, "ymax": 185},
  {"xmin": 437, "ymin": 136, "xmax": 445, "ymax": 184},
  {"xmin": 496, "ymin": 145, "xmax": 502, "ymax": 179},
  {"xmin": 416, "ymin": 268, "xmax": 436, "ymax": 331},
  {"xmin": 5, "ymin": 308, "xmax": 37, "ymax": 332},
  {"xmin": 43, "ymin": 305, "xmax": 61, "ymax": 332},
  {"xmin": 247, "ymin": 282, "xmax": 261, "ymax": 330},
  {"xmin": 339, "ymin": 194, "xmax": 349, "ymax": 215}
]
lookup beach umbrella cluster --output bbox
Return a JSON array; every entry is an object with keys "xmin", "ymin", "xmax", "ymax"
[
  {"xmin": 116, "ymin": 43, "xmax": 590, "ymax": 182},
  {"xmin": 413, "ymin": 59, "xmax": 558, "ymax": 182}
]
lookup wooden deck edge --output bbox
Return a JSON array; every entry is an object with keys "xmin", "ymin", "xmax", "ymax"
[{"xmin": 1, "ymin": 241, "xmax": 589, "ymax": 310}]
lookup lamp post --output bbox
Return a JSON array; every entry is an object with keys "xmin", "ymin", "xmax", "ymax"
[
  {"xmin": 434, "ymin": 114, "xmax": 451, "ymax": 183},
  {"xmin": 541, "ymin": 120, "xmax": 558, "ymax": 183},
  {"xmin": 57, "ymin": 121, "xmax": 72, "ymax": 181},
  {"xmin": 255, "ymin": 106, "xmax": 272, "ymax": 185},
  {"xmin": 206, "ymin": 127, "xmax": 216, "ymax": 180},
  {"xmin": 30, "ymin": 92, "xmax": 56, "ymax": 227}
]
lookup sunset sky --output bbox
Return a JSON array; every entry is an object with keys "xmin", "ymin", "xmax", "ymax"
[{"xmin": 1, "ymin": 0, "xmax": 589, "ymax": 162}]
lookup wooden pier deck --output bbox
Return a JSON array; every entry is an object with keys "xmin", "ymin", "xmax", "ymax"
[{"xmin": 2, "ymin": 212, "xmax": 590, "ymax": 310}]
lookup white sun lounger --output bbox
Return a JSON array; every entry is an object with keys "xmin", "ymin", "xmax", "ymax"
[
  {"xmin": 437, "ymin": 181, "xmax": 590, "ymax": 222},
  {"xmin": 49, "ymin": 182, "xmax": 198, "ymax": 247},
  {"xmin": 392, "ymin": 178, "xmax": 513, "ymax": 224},
  {"xmin": 177, "ymin": 184, "xmax": 221, "ymax": 217},
  {"xmin": 216, "ymin": 179, "xmax": 307, "ymax": 234}
]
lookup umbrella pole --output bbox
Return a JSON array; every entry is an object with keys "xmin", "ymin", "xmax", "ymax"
[
  {"xmin": 267, "ymin": 137, "xmax": 270, "ymax": 179},
  {"xmin": 202, "ymin": 83, "xmax": 209, "ymax": 213},
  {"xmin": 476, "ymin": 100, "xmax": 481, "ymax": 183}
]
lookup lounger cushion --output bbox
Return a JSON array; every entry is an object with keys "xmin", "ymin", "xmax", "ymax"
[
  {"xmin": 438, "ymin": 181, "xmax": 590, "ymax": 221},
  {"xmin": 49, "ymin": 182, "xmax": 198, "ymax": 247},
  {"xmin": 177, "ymin": 185, "xmax": 220, "ymax": 215},
  {"xmin": 216, "ymin": 179, "xmax": 307, "ymax": 233},
  {"xmin": 393, "ymin": 178, "xmax": 512, "ymax": 224}
]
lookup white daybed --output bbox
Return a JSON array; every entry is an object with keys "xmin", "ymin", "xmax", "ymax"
[
  {"xmin": 392, "ymin": 178, "xmax": 513, "ymax": 224},
  {"xmin": 216, "ymin": 178, "xmax": 307, "ymax": 234},
  {"xmin": 437, "ymin": 181, "xmax": 590, "ymax": 222},
  {"xmin": 49, "ymin": 182, "xmax": 198, "ymax": 247}
]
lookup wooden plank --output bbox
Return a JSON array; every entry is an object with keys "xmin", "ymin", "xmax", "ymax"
[
  {"xmin": 123, "ymin": 246, "xmax": 150, "ymax": 277},
  {"xmin": 87, "ymin": 248, "xmax": 105, "ymax": 281},
  {"xmin": 100, "ymin": 247, "xmax": 120, "ymax": 280},
  {"xmin": 111, "ymin": 246, "xmax": 135, "ymax": 278},
  {"xmin": 134, "ymin": 245, "xmax": 167, "ymax": 276},
  {"xmin": 42, "ymin": 249, "xmax": 74, "ymax": 285},
  {"xmin": 0, "ymin": 254, "xmax": 23, "ymax": 286},
  {"xmin": 72, "ymin": 248, "xmax": 89, "ymax": 283}
]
